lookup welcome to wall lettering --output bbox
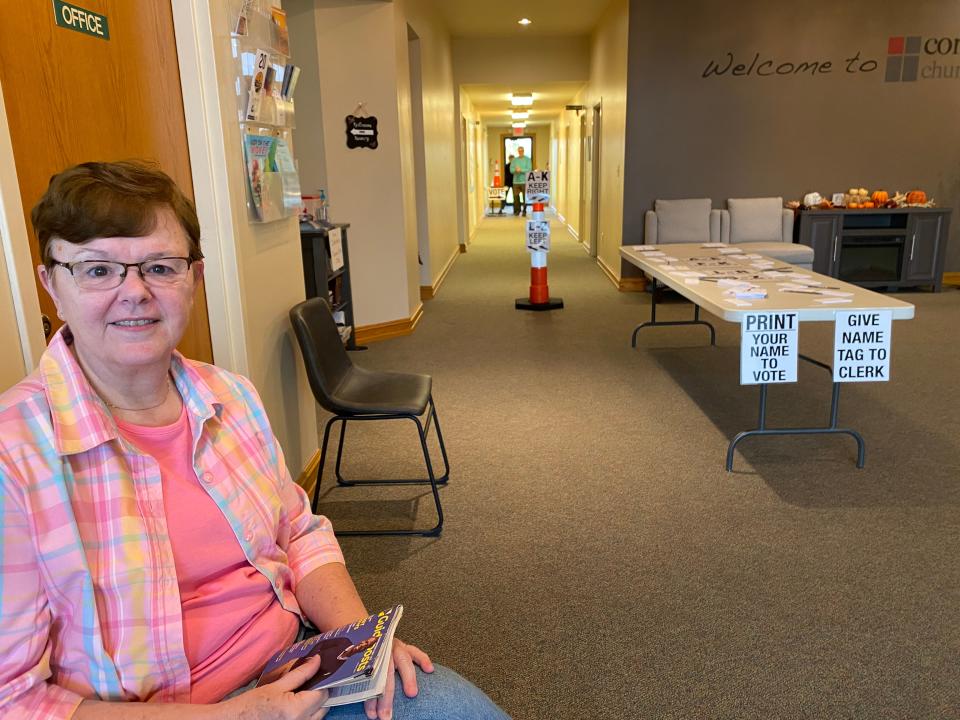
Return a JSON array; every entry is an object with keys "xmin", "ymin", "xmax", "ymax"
[{"xmin": 702, "ymin": 51, "xmax": 877, "ymax": 78}]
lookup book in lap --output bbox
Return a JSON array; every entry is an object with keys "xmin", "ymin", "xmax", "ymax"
[{"xmin": 256, "ymin": 605, "xmax": 403, "ymax": 707}]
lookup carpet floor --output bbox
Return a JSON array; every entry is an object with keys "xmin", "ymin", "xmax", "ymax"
[{"xmin": 314, "ymin": 214, "xmax": 959, "ymax": 719}]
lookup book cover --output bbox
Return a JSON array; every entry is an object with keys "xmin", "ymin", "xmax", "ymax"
[
  {"xmin": 257, "ymin": 606, "xmax": 403, "ymax": 707},
  {"xmin": 243, "ymin": 134, "xmax": 274, "ymax": 220}
]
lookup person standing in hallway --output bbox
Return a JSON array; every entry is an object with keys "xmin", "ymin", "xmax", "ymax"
[
  {"xmin": 499, "ymin": 154, "xmax": 515, "ymax": 214},
  {"xmin": 510, "ymin": 147, "xmax": 532, "ymax": 216}
]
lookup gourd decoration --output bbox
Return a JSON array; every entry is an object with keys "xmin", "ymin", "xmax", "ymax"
[
  {"xmin": 871, "ymin": 190, "xmax": 889, "ymax": 205},
  {"xmin": 862, "ymin": 201, "xmax": 876, "ymax": 208},
  {"xmin": 906, "ymin": 190, "xmax": 927, "ymax": 204},
  {"xmin": 848, "ymin": 202, "xmax": 860, "ymax": 209}
]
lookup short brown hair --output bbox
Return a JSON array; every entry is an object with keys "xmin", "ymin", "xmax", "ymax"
[{"xmin": 31, "ymin": 160, "xmax": 203, "ymax": 266}]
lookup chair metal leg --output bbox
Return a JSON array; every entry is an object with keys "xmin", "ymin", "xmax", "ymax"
[
  {"xmin": 312, "ymin": 415, "xmax": 341, "ymax": 514},
  {"xmin": 315, "ymin": 399, "xmax": 448, "ymax": 536}
]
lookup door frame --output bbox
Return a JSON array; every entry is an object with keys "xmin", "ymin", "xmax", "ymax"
[
  {"xmin": 588, "ymin": 102, "xmax": 602, "ymax": 259},
  {"xmin": 0, "ymin": 85, "xmax": 45, "ymax": 373}
]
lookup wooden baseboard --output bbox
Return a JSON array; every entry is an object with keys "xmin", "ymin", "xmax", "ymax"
[
  {"xmin": 943, "ymin": 272, "xmax": 960, "ymax": 287},
  {"xmin": 420, "ymin": 245, "xmax": 461, "ymax": 301},
  {"xmin": 296, "ymin": 449, "xmax": 320, "ymax": 495},
  {"xmin": 355, "ymin": 303, "xmax": 424, "ymax": 345},
  {"xmin": 597, "ymin": 253, "xmax": 648, "ymax": 292},
  {"xmin": 566, "ymin": 224, "xmax": 579, "ymax": 240}
]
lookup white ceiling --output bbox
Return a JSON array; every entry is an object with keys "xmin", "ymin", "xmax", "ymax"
[
  {"xmin": 418, "ymin": 0, "xmax": 611, "ymax": 37},
  {"xmin": 461, "ymin": 81, "xmax": 586, "ymax": 126}
]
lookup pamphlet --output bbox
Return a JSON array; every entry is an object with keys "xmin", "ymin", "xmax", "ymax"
[
  {"xmin": 245, "ymin": 49, "xmax": 271, "ymax": 121},
  {"xmin": 329, "ymin": 227, "xmax": 345, "ymax": 272},
  {"xmin": 256, "ymin": 606, "xmax": 403, "ymax": 707},
  {"xmin": 243, "ymin": 134, "xmax": 274, "ymax": 220},
  {"xmin": 271, "ymin": 7, "xmax": 290, "ymax": 56}
]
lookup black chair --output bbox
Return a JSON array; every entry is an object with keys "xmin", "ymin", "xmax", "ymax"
[{"xmin": 289, "ymin": 298, "xmax": 449, "ymax": 536}]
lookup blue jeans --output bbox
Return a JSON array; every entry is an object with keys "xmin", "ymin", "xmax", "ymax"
[{"xmin": 325, "ymin": 665, "xmax": 510, "ymax": 720}]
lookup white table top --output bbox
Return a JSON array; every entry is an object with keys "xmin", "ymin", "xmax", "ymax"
[{"xmin": 620, "ymin": 244, "xmax": 915, "ymax": 322}]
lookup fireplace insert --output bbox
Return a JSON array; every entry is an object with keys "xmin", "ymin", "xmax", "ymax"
[{"xmin": 837, "ymin": 236, "xmax": 905, "ymax": 283}]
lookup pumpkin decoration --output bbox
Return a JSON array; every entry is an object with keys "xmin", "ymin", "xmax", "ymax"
[
  {"xmin": 848, "ymin": 202, "xmax": 860, "ymax": 209},
  {"xmin": 862, "ymin": 201, "xmax": 876, "ymax": 208},
  {"xmin": 906, "ymin": 190, "xmax": 927, "ymax": 204},
  {"xmin": 871, "ymin": 190, "xmax": 888, "ymax": 205}
]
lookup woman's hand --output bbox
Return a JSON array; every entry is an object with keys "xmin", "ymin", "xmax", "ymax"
[
  {"xmin": 363, "ymin": 639, "xmax": 434, "ymax": 720},
  {"xmin": 221, "ymin": 655, "xmax": 330, "ymax": 720}
]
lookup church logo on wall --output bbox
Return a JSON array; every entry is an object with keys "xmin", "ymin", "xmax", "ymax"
[
  {"xmin": 886, "ymin": 35, "xmax": 960, "ymax": 82},
  {"xmin": 886, "ymin": 37, "xmax": 921, "ymax": 82}
]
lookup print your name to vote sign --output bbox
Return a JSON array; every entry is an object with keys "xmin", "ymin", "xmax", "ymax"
[
  {"xmin": 346, "ymin": 115, "xmax": 378, "ymax": 149},
  {"xmin": 740, "ymin": 312, "xmax": 798, "ymax": 385},
  {"xmin": 833, "ymin": 310, "xmax": 892, "ymax": 382}
]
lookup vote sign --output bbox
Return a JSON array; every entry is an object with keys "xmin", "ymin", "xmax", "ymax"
[
  {"xmin": 487, "ymin": 186, "xmax": 506, "ymax": 200},
  {"xmin": 526, "ymin": 220, "xmax": 550, "ymax": 251},
  {"xmin": 740, "ymin": 312, "xmax": 798, "ymax": 385},
  {"xmin": 346, "ymin": 115, "xmax": 378, "ymax": 149},
  {"xmin": 833, "ymin": 310, "xmax": 892, "ymax": 382},
  {"xmin": 525, "ymin": 170, "xmax": 550, "ymax": 203}
]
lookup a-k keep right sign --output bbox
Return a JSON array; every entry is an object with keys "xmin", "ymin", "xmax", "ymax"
[{"xmin": 833, "ymin": 310, "xmax": 893, "ymax": 382}]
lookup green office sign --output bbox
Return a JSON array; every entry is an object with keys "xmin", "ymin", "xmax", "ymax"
[{"xmin": 53, "ymin": 1, "xmax": 110, "ymax": 40}]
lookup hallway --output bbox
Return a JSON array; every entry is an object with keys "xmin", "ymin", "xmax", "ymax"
[{"xmin": 316, "ymin": 217, "xmax": 959, "ymax": 719}]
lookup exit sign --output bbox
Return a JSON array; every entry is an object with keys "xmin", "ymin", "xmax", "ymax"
[{"xmin": 53, "ymin": 1, "xmax": 110, "ymax": 40}]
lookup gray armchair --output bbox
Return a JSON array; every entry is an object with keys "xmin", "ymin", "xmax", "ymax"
[
  {"xmin": 720, "ymin": 197, "xmax": 814, "ymax": 269},
  {"xmin": 644, "ymin": 198, "xmax": 721, "ymax": 245}
]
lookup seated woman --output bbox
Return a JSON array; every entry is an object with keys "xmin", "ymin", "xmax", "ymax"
[{"xmin": 0, "ymin": 161, "xmax": 509, "ymax": 720}]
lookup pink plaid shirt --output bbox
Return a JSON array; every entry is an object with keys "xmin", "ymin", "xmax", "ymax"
[{"xmin": 0, "ymin": 329, "xmax": 344, "ymax": 718}]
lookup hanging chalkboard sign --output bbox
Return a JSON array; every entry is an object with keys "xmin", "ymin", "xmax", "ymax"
[{"xmin": 345, "ymin": 115, "xmax": 378, "ymax": 149}]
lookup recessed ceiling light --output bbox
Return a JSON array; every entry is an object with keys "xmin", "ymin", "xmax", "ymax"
[
  {"xmin": 512, "ymin": 121, "xmax": 526, "ymax": 129},
  {"xmin": 518, "ymin": 18, "xmax": 531, "ymax": 26},
  {"xmin": 510, "ymin": 93, "xmax": 533, "ymax": 107},
  {"xmin": 511, "ymin": 111, "xmax": 529, "ymax": 120}
]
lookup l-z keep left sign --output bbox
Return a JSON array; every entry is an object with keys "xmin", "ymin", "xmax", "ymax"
[{"xmin": 740, "ymin": 312, "xmax": 798, "ymax": 385}]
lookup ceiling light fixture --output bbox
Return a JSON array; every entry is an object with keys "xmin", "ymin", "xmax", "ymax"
[
  {"xmin": 512, "ymin": 121, "xmax": 526, "ymax": 129},
  {"xmin": 511, "ymin": 111, "xmax": 529, "ymax": 120},
  {"xmin": 518, "ymin": 18, "xmax": 531, "ymax": 26},
  {"xmin": 510, "ymin": 93, "xmax": 533, "ymax": 107}
]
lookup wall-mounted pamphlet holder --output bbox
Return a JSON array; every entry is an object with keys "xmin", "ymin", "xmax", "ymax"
[{"xmin": 231, "ymin": 0, "xmax": 302, "ymax": 223}]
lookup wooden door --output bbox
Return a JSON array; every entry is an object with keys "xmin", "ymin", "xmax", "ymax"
[{"xmin": 0, "ymin": 0, "xmax": 213, "ymax": 362}]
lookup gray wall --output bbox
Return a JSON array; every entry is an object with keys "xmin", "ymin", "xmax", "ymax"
[{"xmin": 623, "ymin": 0, "xmax": 960, "ymax": 271}]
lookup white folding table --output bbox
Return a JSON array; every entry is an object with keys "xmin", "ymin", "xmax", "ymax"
[{"xmin": 620, "ymin": 244, "xmax": 915, "ymax": 470}]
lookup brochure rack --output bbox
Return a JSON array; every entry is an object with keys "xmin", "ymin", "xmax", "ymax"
[{"xmin": 230, "ymin": 0, "xmax": 301, "ymax": 223}]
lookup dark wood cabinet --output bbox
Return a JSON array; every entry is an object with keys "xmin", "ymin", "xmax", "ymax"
[
  {"xmin": 904, "ymin": 213, "xmax": 946, "ymax": 289},
  {"xmin": 796, "ymin": 208, "xmax": 950, "ymax": 291},
  {"xmin": 300, "ymin": 221, "xmax": 357, "ymax": 348}
]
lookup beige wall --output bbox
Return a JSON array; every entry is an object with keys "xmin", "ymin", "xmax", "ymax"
[
  {"xmin": 453, "ymin": 36, "xmax": 590, "ymax": 85},
  {"xmin": 200, "ymin": 0, "xmax": 319, "ymax": 474},
  {"xmin": 399, "ymin": 0, "xmax": 461, "ymax": 290},
  {"xmin": 584, "ymin": 0, "xmax": 629, "ymax": 275},
  {"xmin": 459, "ymin": 91, "xmax": 484, "ymax": 243},
  {"xmin": 310, "ymin": 0, "xmax": 419, "ymax": 326},
  {"xmin": 553, "ymin": 103, "xmax": 584, "ymax": 241}
]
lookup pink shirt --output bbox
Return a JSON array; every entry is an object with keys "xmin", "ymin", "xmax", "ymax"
[{"xmin": 117, "ymin": 408, "xmax": 299, "ymax": 704}]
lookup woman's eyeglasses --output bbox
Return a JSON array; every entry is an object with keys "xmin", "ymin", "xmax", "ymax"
[{"xmin": 51, "ymin": 257, "xmax": 194, "ymax": 290}]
